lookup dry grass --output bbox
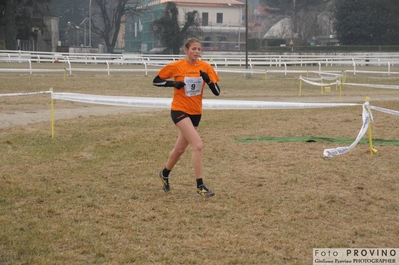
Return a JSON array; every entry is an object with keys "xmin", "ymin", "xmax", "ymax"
[{"xmin": 1, "ymin": 65, "xmax": 399, "ymax": 264}]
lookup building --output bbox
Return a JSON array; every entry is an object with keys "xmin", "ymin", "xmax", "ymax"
[
  {"xmin": 15, "ymin": 17, "xmax": 59, "ymax": 52},
  {"xmin": 124, "ymin": 0, "xmax": 246, "ymax": 53}
]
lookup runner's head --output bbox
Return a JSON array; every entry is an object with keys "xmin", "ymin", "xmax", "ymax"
[{"xmin": 184, "ymin": 38, "xmax": 201, "ymax": 63}]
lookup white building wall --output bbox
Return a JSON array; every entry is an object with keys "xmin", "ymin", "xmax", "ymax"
[{"xmin": 177, "ymin": 5, "xmax": 243, "ymax": 27}]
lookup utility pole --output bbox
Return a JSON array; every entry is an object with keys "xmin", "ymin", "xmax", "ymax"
[
  {"xmin": 245, "ymin": 0, "xmax": 248, "ymax": 69},
  {"xmin": 89, "ymin": 0, "xmax": 92, "ymax": 47}
]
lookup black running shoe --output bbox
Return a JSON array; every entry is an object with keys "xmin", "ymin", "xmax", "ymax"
[
  {"xmin": 197, "ymin": 184, "xmax": 215, "ymax": 197},
  {"xmin": 158, "ymin": 171, "xmax": 170, "ymax": 192}
]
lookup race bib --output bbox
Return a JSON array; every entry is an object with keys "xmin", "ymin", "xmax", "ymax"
[{"xmin": 184, "ymin": 77, "xmax": 202, "ymax": 97}]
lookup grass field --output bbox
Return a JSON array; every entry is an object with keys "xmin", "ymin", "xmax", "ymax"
[{"xmin": 1, "ymin": 66, "xmax": 399, "ymax": 264}]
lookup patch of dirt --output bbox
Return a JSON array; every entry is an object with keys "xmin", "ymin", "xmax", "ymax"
[{"xmin": 0, "ymin": 105, "xmax": 151, "ymax": 128}]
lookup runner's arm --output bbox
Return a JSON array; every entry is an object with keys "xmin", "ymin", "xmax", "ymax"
[
  {"xmin": 207, "ymin": 82, "xmax": 221, "ymax": 96},
  {"xmin": 199, "ymin": 70, "xmax": 220, "ymax": 96},
  {"xmin": 153, "ymin": 75, "xmax": 175, "ymax": 87},
  {"xmin": 153, "ymin": 75, "xmax": 185, "ymax": 89}
]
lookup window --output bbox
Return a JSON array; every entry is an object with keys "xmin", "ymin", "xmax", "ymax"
[
  {"xmin": 203, "ymin": 36, "xmax": 211, "ymax": 47},
  {"xmin": 202, "ymin": 12, "xmax": 208, "ymax": 26},
  {"xmin": 216, "ymin": 13, "xmax": 223, "ymax": 24}
]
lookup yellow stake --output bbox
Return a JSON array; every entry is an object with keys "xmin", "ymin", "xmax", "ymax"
[
  {"xmin": 50, "ymin": 87, "xmax": 55, "ymax": 138},
  {"xmin": 365, "ymin": 96, "xmax": 377, "ymax": 155},
  {"xmin": 320, "ymin": 77, "xmax": 324, "ymax": 94},
  {"xmin": 339, "ymin": 83, "xmax": 342, "ymax": 102},
  {"xmin": 299, "ymin": 75, "xmax": 302, "ymax": 96}
]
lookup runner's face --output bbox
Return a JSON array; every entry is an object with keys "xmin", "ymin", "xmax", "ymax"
[{"xmin": 186, "ymin": 42, "xmax": 201, "ymax": 62}]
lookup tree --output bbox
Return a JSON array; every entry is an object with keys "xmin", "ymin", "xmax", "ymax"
[
  {"xmin": 334, "ymin": 0, "xmax": 399, "ymax": 45},
  {"xmin": 261, "ymin": 0, "xmax": 331, "ymax": 45},
  {"xmin": 47, "ymin": 0, "xmax": 91, "ymax": 47},
  {"xmin": 0, "ymin": 0, "xmax": 50, "ymax": 50},
  {"xmin": 4, "ymin": 0, "xmax": 16, "ymax": 49},
  {"xmin": 151, "ymin": 2, "xmax": 200, "ymax": 54},
  {"xmin": 91, "ymin": 0, "xmax": 143, "ymax": 53}
]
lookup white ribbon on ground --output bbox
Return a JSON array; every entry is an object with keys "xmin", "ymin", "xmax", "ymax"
[{"xmin": 323, "ymin": 103, "xmax": 373, "ymax": 158}]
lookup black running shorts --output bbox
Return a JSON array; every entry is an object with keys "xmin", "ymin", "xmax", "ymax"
[{"xmin": 171, "ymin": 110, "xmax": 201, "ymax": 126}]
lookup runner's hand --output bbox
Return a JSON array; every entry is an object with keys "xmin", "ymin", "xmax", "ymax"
[
  {"xmin": 174, "ymin": 81, "xmax": 186, "ymax": 89},
  {"xmin": 200, "ymin": 70, "xmax": 211, "ymax": 84}
]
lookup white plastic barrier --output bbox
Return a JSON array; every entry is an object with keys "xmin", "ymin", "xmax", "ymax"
[{"xmin": 2, "ymin": 50, "xmax": 399, "ymax": 76}]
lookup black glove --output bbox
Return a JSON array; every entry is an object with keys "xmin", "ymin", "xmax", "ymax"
[
  {"xmin": 200, "ymin": 70, "xmax": 211, "ymax": 84},
  {"xmin": 174, "ymin": 81, "xmax": 186, "ymax": 89}
]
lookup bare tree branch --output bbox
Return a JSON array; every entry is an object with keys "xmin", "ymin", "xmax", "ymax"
[{"xmin": 91, "ymin": 0, "xmax": 143, "ymax": 53}]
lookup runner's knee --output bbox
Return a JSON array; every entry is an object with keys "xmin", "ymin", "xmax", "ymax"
[
  {"xmin": 191, "ymin": 141, "xmax": 203, "ymax": 152},
  {"xmin": 173, "ymin": 146, "xmax": 187, "ymax": 156}
]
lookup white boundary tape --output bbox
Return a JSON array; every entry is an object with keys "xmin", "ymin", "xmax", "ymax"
[
  {"xmin": 0, "ymin": 91, "xmax": 51, "ymax": 97},
  {"xmin": 344, "ymin": 83, "xmax": 399, "ymax": 90},
  {"xmin": 3, "ymin": 90, "xmax": 399, "ymax": 158},
  {"xmin": 369, "ymin": 105, "xmax": 399, "ymax": 117},
  {"xmin": 302, "ymin": 76, "xmax": 339, "ymax": 81},
  {"xmin": 53, "ymin": 93, "xmax": 399, "ymax": 158},
  {"xmin": 299, "ymin": 76, "xmax": 341, "ymax": 87},
  {"xmin": 323, "ymin": 103, "xmax": 372, "ymax": 157},
  {"xmin": 323, "ymin": 103, "xmax": 399, "ymax": 157},
  {"xmin": 51, "ymin": 92, "xmax": 359, "ymax": 110}
]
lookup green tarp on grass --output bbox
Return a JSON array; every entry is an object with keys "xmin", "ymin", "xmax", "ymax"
[{"xmin": 236, "ymin": 137, "xmax": 399, "ymax": 146}]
